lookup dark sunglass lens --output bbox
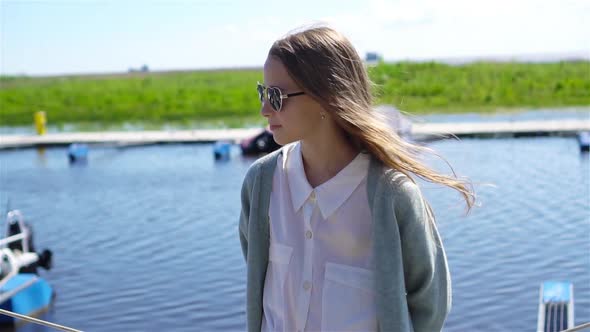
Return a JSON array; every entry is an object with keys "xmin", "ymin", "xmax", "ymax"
[
  {"xmin": 257, "ymin": 84, "xmax": 265, "ymax": 103},
  {"xmin": 269, "ymin": 87, "xmax": 282, "ymax": 111}
]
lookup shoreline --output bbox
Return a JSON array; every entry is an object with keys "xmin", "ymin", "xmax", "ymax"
[{"xmin": 1, "ymin": 106, "xmax": 588, "ymax": 136}]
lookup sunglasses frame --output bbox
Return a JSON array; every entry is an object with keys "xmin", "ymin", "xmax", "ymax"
[{"xmin": 257, "ymin": 82, "xmax": 305, "ymax": 112}]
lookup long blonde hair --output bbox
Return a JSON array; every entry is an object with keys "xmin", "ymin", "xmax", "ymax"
[{"xmin": 269, "ymin": 25, "xmax": 475, "ymax": 212}]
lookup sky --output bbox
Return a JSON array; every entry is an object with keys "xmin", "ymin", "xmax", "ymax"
[{"xmin": 1, "ymin": 0, "xmax": 589, "ymax": 76}]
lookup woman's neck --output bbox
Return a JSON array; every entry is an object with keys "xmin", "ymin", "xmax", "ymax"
[{"xmin": 299, "ymin": 129, "xmax": 359, "ymax": 188}]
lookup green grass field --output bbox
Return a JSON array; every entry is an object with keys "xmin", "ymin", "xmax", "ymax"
[{"xmin": 1, "ymin": 61, "xmax": 589, "ymax": 128}]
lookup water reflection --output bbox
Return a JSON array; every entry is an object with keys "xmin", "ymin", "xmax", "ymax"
[{"xmin": 35, "ymin": 148, "xmax": 46, "ymax": 167}]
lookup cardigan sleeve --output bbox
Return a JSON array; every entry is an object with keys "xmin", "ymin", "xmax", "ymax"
[
  {"xmin": 238, "ymin": 149, "xmax": 279, "ymax": 263},
  {"xmin": 395, "ymin": 180, "xmax": 452, "ymax": 332},
  {"xmin": 239, "ymin": 164, "xmax": 257, "ymax": 262}
]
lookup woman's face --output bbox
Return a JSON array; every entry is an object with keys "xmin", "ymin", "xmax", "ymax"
[{"xmin": 261, "ymin": 55, "xmax": 324, "ymax": 145}]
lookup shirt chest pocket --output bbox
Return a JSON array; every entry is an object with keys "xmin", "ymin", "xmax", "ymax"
[
  {"xmin": 322, "ymin": 262, "xmax": 378, "ymax": 331},
  {"xmin": 269, "ymin": 242, "xmax": 293, "ymax": 271},
  {"xmin": 267, "ymin": 243, "xmax": 293, "ymax": 291},
  {"xmin": 263, "ymin": 242, "xmax": 293, "ymax": 330}
]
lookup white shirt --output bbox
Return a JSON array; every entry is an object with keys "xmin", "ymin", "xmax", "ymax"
[{"xmin": 262, "ymin": 141, "xmax": 377, "ymax": 332}]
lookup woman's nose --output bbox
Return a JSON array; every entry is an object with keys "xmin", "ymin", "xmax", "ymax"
[{"xmin": 260, "ymin": 101, "xmax": 273, "ymax": 117}]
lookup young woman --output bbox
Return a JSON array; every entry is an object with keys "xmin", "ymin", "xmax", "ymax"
[{"xmin": 239, "ymin": 25, "xmax": 474, "ymax": 332}]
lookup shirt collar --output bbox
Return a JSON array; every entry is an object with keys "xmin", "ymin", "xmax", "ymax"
[{"xmin": 285, "ymin": 141, "xmax": 370, "ymax": 219}]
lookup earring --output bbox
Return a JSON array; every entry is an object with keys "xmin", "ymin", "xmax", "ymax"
[{"xmin": 320, "ymin": 112, "xmax": 326, "ymax": 119}]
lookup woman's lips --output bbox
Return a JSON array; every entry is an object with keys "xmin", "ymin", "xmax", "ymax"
[{"xmin": 269, "ymin": 125, "xmax": 282, "ymax": 131}]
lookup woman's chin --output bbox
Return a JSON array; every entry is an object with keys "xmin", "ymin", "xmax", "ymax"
[{"xmin": 271, "ymin": 133, "xmax": 294, "ymax": 146}]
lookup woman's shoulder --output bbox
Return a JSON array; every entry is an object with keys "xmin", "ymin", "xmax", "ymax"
[
  {"xmin": 242, "ymin": 146, "xmax": 287, "ymax": 184},
  {"xmin": 369, "ymin": 158, "xmax": 416, "ymax": 195},
  {"xmin": 372, "ymin": 164, "xmax": 424, "ymax": 211}
]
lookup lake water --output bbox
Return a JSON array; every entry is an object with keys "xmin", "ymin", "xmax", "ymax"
[{"xmin": 0, "ymin": 133, "xmax": 588, "ymax": 331}]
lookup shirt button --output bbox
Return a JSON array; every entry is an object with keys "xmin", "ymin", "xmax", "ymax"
[
  {"xmin": 303, "ymin": 281, "xmax": 311, "ymax": 290},
  {"xmin": 305, "ymin": 230, "xmax": 312, "ymax": 239},
  {"xmin": 310, "ymin": 191, "xmax": 316, "ymax": 201}
]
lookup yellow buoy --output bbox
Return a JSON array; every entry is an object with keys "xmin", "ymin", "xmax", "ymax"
[{"xmin": 34, "ymin": 111, "xmax": 47, "ymax": 135}]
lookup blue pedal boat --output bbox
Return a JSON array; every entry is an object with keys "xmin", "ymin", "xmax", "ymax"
[
  {"xmin": 0, "ymin": 210, "xmax": 54, "ymax": 326},
  {"xmin": 537, "ymin": 281, "xmax": 574, "ymax": 332},
  {"xmin": 0, "ymin": 274, "xmax": 54, "ymax": 325}
]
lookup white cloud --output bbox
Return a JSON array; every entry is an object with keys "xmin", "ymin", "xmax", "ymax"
[
  {"xmin": 368, "ymin": 0, "xmax": 433, "ymax": 23},
  {"xmin": 330, "ymin": 0, "xmax": 587, "ymax": 60}
]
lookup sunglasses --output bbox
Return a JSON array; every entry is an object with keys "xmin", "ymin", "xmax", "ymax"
[{"xmin": 257, "ymin": 82, "xmax": 305, "ymax": 112}]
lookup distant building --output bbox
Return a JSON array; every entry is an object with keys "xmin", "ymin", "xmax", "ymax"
[
  {"xmin": 365, "ymin": 52, "xmax": 382, "ymax": 64},
  {"xmin": 128, "ymin": 65, "xmax": 150, "ymax": 73}
]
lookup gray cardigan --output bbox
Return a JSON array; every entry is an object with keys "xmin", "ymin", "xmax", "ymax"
[{"xmin": 239, "ymin": 148, "xmax": 451, "ymax": 332}]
